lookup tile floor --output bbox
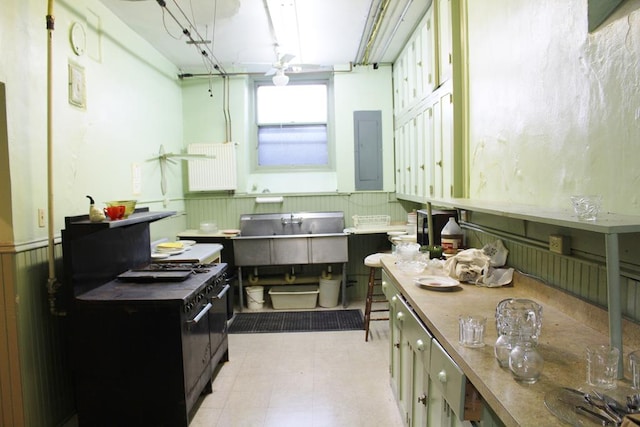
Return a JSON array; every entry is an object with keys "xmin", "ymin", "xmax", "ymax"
[{"xmin": 190, "ymin": 306, "xmax": 403, "ymax": 427}]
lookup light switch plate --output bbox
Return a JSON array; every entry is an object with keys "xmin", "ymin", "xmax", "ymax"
[{"xmin": 68, "ymin": 62, "xmax": 86, "ymax": 108}]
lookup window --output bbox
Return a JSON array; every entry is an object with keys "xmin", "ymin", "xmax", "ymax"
[{"xmin": 256, "ymin": 82, "xmax": 329, "ymax": 167}]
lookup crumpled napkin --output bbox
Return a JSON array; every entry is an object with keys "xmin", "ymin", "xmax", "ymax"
[{"xmin": 444, "ymin": 240, "xmax": 514, "ymax": 287}]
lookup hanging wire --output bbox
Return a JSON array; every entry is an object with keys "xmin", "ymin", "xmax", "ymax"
[{"xmin": 154, "ymin": 0, "xmax": 226, "ymax": 75}]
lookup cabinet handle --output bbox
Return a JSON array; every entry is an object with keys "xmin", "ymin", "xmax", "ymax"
[
  {"xmin": 396, "ymin": 312, "xmax": 405, "ymax": 321},
  {"xmin": 394, "ymin": 342, "xmax": 401, "ymax": 348},
  {"xmin": 416, "ymin": 339, "xmax": 425, "ymax": 351},
  {"xmin": 438, "ymin": 369, "xmax": 447, "ymax": 383},
  {"xmin": 417, "ymin": 394, "xmax": 428, "ymax": 406},
  {"xmin": 391, "ymin": 295, "xmax": 397, "ymax": 302}
]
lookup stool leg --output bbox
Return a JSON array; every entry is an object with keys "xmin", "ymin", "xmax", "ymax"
[{"xmin": 364, "ymin": 266, "xmax": 376, "ymax": 341}]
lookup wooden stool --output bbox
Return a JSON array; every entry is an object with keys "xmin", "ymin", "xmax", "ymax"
[{"xmin": 364, "ymin": 253, "xmax": 389, "ymax": 342}]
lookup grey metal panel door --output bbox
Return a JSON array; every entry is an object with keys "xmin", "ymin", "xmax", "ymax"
[{"xmin": 354, "ymin": 110, "xmax": 383, "ymax": 190}]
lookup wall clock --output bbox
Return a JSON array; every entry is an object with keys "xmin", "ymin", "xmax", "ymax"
[{"xmin": 70, "ymin": 22, "xmax": 86, "ymax": 56}]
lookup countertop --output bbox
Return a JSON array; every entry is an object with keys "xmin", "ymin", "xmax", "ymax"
[
  {"xmin": 381, "ymin": 256, "xmax": 640, "ymax": 426},
  {"xmin": 153, "ymin": 243, "xmax": 223, "ymax": 263},
  {"xmin": 178, "ymin": 229, "xmax": 239, "ymax": 238},
  {"xmin": 344, "ymin": 224, "xmax": 409, "ymax": 234}
]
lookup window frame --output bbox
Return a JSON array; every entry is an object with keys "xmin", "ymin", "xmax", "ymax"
[{"xmin": 251, "ymin": 75, "xmax": 334, "ymax": 172}]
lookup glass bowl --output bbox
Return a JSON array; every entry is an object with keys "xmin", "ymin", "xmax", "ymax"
[
  {"xmin": 570, "ymin": 195, "xmax": 602, "ymax": 221},
  {"xmin": 105, "ymin": 200, "xmax": 137, "ymax": 218}
]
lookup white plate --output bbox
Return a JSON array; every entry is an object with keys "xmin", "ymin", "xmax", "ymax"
[
  {"xmin": 387, "ymin": 231, "xmax": 407, "ymax": 236},
  {"xmin": 151, "ymin": 253, "xmax": 170, "ymax": 259},
  {"xmin": 222, "ymin": 229, "xmax": 240, "ymax": 235},
  {"xmin": 415, "ymin": 275, "xmax": 460, "ymax": 290},
  {"xmin": 154, "ymin": 248, "xmax": 185, "ymax": 256},
  {"xmin": 179, "ymin": 240, "xmax": 196, "ymax": 247}
]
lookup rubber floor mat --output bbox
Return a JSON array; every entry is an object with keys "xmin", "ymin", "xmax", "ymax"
[{"xmin": 228, "ymin": 309, "xmax": 364, "ymax": 334}]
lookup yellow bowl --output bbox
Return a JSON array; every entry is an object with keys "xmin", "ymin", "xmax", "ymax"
[{"xmin": 105, "ymin": 200, "xmax": 137, "ymax": 218}]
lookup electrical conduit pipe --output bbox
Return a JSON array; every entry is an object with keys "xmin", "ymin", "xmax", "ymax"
[{"xmin": 46, "ymin": 0, "xmax": 65, "ymax": 316}]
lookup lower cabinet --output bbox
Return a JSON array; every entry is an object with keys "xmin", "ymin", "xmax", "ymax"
[{"xmin": 382, "ymin": 270, "xmax": 504, "ymax": 427}]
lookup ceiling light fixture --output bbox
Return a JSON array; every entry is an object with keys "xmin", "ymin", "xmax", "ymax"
[{"xmin": 272, "ymin": 69, "xmax": 289, "ymax": 86}]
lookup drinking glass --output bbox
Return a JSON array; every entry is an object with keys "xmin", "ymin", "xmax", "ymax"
[
  {"xmin": 586, "ymin": 345, "xmax": 619, "ymax": 389},
  {"xmin": 458, "ymin": 315, "xmax": 486, "ymax": 348}
]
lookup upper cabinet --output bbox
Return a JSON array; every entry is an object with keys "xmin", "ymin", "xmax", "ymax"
[
  {"xmin": 393, "ymin": 0, "xmax": 463, "ymax": 203},
  {"xmin": 436, "ymin": 0, "xmax": 453, "ymax": 85}
]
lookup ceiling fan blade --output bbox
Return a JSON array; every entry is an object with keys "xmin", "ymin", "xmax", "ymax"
[
  {"xmin": 265, "ymin": 67, "xmax": 278, "ymax": 76},
  {"xmin": 160, "ymin": 157, "xmax": 167, "ymax": 196},
  {"xmin": 279, "ymin": 53, "xmax": 295, "ymax": 64}
]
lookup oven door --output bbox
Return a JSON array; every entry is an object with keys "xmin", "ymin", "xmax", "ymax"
[
  {"xmin": 183, "ymin": 299, "xmax": 212, "ymax": 402},
  {"xmin": 209, "ymin": 283, "xmax": 230, "ymax": 359}
]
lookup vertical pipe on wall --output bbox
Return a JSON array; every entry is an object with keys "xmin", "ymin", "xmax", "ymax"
[
  {"xmin": 605, "ymin": 233, "xmax": 623, "ymax": 378},
  {"xmin": 46, "ymin": 0, "xmax": 65, "ymax": 316}
]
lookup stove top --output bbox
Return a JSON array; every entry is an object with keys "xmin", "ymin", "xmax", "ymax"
[
  {"xmin": 117, "ymin": 262, "xmax": 219, "ymax": 282},
  {"xmin": 77, "ymin": 263, "xmax": 228, "ymax": 303}
]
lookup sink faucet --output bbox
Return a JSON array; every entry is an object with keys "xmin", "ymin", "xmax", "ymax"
[{"xmin": 281, "ymin": 213, "xmax": 303, "ymax": 226}]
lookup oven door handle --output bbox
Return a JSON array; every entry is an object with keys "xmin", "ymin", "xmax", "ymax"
[
  {"xmin": 188, "ymin": 302, "xmax": 212, "ymax": 325},
  {"xmin": 212, "ymin": 284, "xmax": 231, "ymax": 300}
]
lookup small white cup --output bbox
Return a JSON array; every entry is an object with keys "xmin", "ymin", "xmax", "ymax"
[{"xmin": 458, "ymin": 315, "xmax": 486, "ymax": 348}]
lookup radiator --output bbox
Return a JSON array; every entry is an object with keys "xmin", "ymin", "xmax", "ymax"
[{"xmin": 187, "ymin": 143, "xmax": 237, "ymax": 191}]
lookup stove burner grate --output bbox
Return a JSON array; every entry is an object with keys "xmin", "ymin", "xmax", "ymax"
[{"xmin": 132, "ymin": 263, "xmax": 214, "ymax": 274}]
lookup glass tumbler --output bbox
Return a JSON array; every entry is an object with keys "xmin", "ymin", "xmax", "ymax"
[
  {"xmin": 631, "ymin": 351, "xmax": 640, "ymax": 390},
  {"xmin": 586, "ymin": 345, "xmax": 619, "ymax": 389},
  {"xmin": 458, "ymin": 315, "xmax": 486, "ymax": 348}
]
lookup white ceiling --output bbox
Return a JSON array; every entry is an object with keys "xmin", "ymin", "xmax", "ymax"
[{"xmin": 98, "ymin": 0, "xmax": 429, "ymax": 77}]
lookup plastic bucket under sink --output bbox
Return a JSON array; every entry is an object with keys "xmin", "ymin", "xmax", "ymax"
[
  {"xmin": 246, "ymin": 286, "xmax": 264, "ymax": 309},
  {"xmin": 318, "ymin": 278, "xmax": 341, "ymax": 308}
]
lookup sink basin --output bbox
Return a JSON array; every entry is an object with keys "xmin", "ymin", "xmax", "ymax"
[{"xmin": 232, "ymin": 212, "xmax": 348, "ymax": 266}]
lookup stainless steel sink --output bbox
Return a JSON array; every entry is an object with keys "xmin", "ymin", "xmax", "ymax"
[
  {"xmin": 232, "ymin": 211, "xmax": 349, "ymax": 310},
  {"xmin": 232, "ymin": 212, "xmax": 348, "ymax": 266},
  {"xmin": 236, "ymin": 211, "xmax": 346, "ymax": 236}
]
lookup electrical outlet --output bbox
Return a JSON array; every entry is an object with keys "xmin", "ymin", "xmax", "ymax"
[
  {"xmin": 549, "ymin": 234, "xmax": 570, "ymax": 255},
  {"xmin": 38, "ymin": 208, "xmax": 45, "ymax": 228}
]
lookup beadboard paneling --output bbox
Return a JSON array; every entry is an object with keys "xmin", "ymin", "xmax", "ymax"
[
  {"xmin": 6, "ymin": 244, "xmax": 75, "ymax": 427},
  {"xmin": 184, "ymin": 192, "xmax": 414, "ymax": 230},
  {"xmin": 465, "ymin": 227, "xmax": 640, "ymax": 323}
]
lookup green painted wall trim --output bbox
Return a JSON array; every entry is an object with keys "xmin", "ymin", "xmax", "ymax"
[{"xmin": 589, "ymin": 0, "xmax": 624, "ymax": 31}]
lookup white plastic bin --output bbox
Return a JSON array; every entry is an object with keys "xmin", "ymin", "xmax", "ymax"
[
  {"xmin": 245, "ymin": 286, "xmax": 265, "ymax": 309},
  {"xmin": 318, "ymin": 278, "xmax": 341, "ymax": 308},
  {"xmin": 269, "ymin": 285, "xmax": 319, "ymax": 309}
]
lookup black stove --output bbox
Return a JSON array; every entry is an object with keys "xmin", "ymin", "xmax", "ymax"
[{"xmin": 73, "ymin": 262, "xmax": 230, "ymax": 426}]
